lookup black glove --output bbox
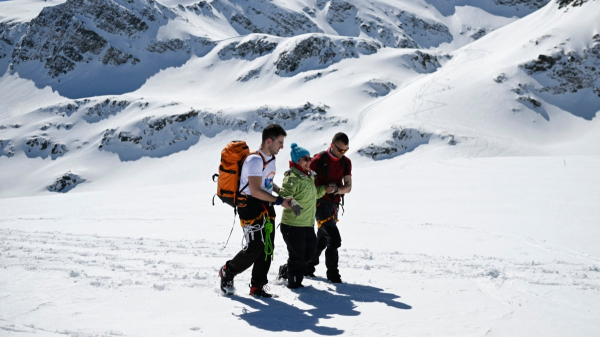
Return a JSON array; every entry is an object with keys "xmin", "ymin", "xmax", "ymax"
[{"xmin": 289, "ymin": 199, "xmax": 303, "ymax": 216}]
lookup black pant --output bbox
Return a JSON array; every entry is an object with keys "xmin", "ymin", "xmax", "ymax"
[
  {"xmin": 306, "ymin": 201, "xmax": 341, "ymax": 280},
  {"xmin": 280, "ymin": 223, "xmax": 317, "ymax": 288},
  {"xmin": 225, "ymin": 198, "xmax": 276, "ymax": 287}
]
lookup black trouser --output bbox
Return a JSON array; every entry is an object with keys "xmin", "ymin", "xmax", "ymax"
[
  {"xmin": 306, "ymin": 201, "xmax": 341, "ymax": 280},
  {"xmin": 280, "ymin": 223, "xmax": 317, "ymax": 288},
  {"xmin": 225, "ymin": 197, "xmax": 276, "ymax": 287}
]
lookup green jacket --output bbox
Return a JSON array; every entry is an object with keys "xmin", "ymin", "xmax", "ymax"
[{"xmin": 279, "ymin": 167, "xmax": 327, "ymax": 227}]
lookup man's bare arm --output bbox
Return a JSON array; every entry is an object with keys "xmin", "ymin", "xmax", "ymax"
[
  {"xmin": 338, "ymin": 175, "xmax": 352, "ymax": 195},
  {"xmin": 248, "ymin": 176, "xmax": 291, "ymax": 208}
]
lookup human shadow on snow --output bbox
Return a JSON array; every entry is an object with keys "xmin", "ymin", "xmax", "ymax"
[{"xmin": 228, "ymin": 283, "xmax": 411, "ymax": 335}]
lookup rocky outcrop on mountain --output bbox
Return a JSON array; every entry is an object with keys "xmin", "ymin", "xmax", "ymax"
[
  {"xmin": 496, "ymin": 0, "xmax": 550, "ymax": 9},
  {"xmin": 511, "ymin": 84, "xmax": 549, "ymax": 119},
  {"xmin": 396, "ymin": 11, "xmax": 452, "ymax": 49},
  {"xmin": 0, "ymin": 21, "xmax": 25, "ymax": 60},
  {"xmin": 275, "ymin": 36, "xmax": 381, "ymax": 76},
  {"xmin": 237, "ymin": 68, "xmax": 261, "ymax": 82},
  {"xmin": 24, "ymin": 135, "xmax": 68, "ymax": 159},
  {"xmin": 358, "ymin": 9, "xmax": 452, "ymax": 49},
  {"xmin": 519, "ymin": 40, "xmax": 600, "ymax": 96},
  {"xmin": 359, "ymin": 20, "xmax": 416, "ymax": 49},
  {"xmin": 404, "ymin": 51, "xmax": 448, "ymax": 73},
  {"xmin": 211, "ymin": 0, "xmax": 322, "ymax": 37},
  {"xmin": 200, "ymin": 102, "xmax": 333, "ymax": 136},
  {"xmin": 218, "ymin": 37, "xmax": 278, "ymax": 61},
  {"xmin": 327, "ymin": 1, "xmax": 358, "ymax": 25},
  {"xmin": 358, "ymin": 127, "xmax": 455, "ymax": 160},
  {"xmin": 182, "ymin": 1, "xmax": 216, "ymax": 17},
  {"xmin": 99, "ymin": 110, "xmax": 201, "ymax": 160},
  {"xmin": 557, "ymin": 0, "xmax": 591, "ymax": 9},
  {"xmin": 252, "ymin": 102, "xmax": 332, "ymax": 129},
  {"xmin": 47, "ymin": 172, "xmax": 85, "ymax": 193},
  {"xmin": 147, "ymin": 39, "xmax": 190, "ymax": 54},
  {"xmin": 84, "ymin": 99, "xmax": 132, "ymax": 123},
  {"xmin": 470, "ymin": 28, "xmax": 487, "ymax": 40},
  {"xmin": 10, "ymin": 0, "xmax": 172, "ymax": 78},
  {"xmin": 364, "ymin": 80, "xmax": 397, "ymax": 98},
  {"xmin": 40, "ymin": 123, "xmax": 75, "ymax": 131},
  {"xmin": 37, "ymin": 101, "xmax": 87, "ymax": 117},
  {"xmin": 0, "ymin": 139, "xmax": 15, "ymax": 157}
]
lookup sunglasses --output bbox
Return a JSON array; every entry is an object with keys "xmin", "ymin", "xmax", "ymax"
[
  {"xmin": 333, "ymin": 143, "xmax": 349, "ymax": 154},
  {"xmin": 299, "ymin": 155, "xmax": 312, "ymax": 162}
]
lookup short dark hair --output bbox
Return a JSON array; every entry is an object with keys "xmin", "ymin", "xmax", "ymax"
[
  {"xmin": 262, "ymin": 124, "xmax": 287, "ymax": 142},
  {"xmin": 332, "ymin": 132, "xmax": 349, "ymax": 145}
]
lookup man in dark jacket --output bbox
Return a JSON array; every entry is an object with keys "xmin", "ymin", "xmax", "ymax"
[{"xmin": 306, "ymin": 132, "xmax": 352, "ymax": 283}]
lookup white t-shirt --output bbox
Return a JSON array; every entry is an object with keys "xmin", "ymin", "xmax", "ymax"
[{"xmin": 239, "ymin": 150, "xmax": 276, "ymax": 196}]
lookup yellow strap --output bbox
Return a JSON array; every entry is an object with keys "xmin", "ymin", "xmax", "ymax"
[
  {"xmin": 317, "ymin": 215, "xmax": 339, "ymax": 228},
  {"xmin": 240, "ymin": 211, "xmax": 274, "ymax": 227}
]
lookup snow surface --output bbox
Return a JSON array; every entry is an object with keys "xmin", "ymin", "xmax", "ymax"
[{"xmin": 1, "ymin": 0, "xmax": 600, "ymax": 336}]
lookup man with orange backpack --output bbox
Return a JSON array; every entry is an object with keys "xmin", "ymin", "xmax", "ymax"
[{"xmin": 218, "ymin": 124, "xmax": 299, "ymax": 297}]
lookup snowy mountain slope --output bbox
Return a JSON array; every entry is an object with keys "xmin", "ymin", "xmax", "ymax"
[
  {"xmin": 0, "ymin": 0, "xmax": 599, "ymax": 197},
  {"xmin": 0, "ymin": 0, "xmax": 552, "ymax": 98},
  {"xmin": 355, "ymin": 0, "xmax": 600, "ymax": 159}
]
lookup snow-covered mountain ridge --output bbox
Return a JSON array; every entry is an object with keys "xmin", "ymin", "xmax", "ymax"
[{"xmin": 0, "ymin": 0, "xmax": 599, "ymax": 197}]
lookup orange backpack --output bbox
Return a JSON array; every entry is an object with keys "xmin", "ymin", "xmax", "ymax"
[{"xmin": 212, "ymin": 141, "xmax": 273, "ymax": 209}]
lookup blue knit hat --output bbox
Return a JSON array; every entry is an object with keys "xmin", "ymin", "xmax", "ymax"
[{"xmin": 290, "ymin": 143, "xmax": 310, "ymax": 164}]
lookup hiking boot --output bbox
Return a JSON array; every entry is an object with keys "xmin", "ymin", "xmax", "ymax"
[
  {"xmin": 304, "ymin": 272, "xmax": 316, "ymax": 278},
  {"xmin": 249, "ymin": 285, "xmax": 273, "ymax": 298},
  {"xmin": 219, "ymin": 265, "xmax": 235, "ymax": 295},
  {"xmin": 277, "ymin": 264, "xmax": 287, "ymax": 281},
  {"xmin": 327, "ymin": 275, "xmax": 342, "ymax": 283}
]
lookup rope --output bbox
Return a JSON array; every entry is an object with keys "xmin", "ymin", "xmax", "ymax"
[{"xmin": 263, "ymin": 215, "xmax": 274, "ymax": 261}]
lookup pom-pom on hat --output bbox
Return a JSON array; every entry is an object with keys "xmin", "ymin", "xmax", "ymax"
[{"xmin": 290, "ymin": 143, "xmax": 310, "ymax": 164}]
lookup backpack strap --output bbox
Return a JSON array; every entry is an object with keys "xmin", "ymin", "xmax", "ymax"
[
  {"xmin": 318, "ymin": 150, "xmax": 348, "ymax": 179},
  {"xmin": 318, "ymin": 151, "xmax": 328, "ymax": 179}
]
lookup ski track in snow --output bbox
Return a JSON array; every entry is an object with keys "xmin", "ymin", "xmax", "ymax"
[{"xmin": 1, "ymin": 227, "xmax": 599, "ymax": 294}]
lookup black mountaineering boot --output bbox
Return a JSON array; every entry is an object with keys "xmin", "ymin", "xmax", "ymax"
[
  {"xmin": 219, "ymin": 265, "xmax": 235, "ymax": 295},
  {"xmin": 249, "ymin": 285, "xmax": 273, "ymax": 298}
]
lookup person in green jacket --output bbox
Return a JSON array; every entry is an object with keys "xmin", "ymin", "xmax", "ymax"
[{"xmin": 277, "ymin": 143, "xmax": 336, "ymax": 289}]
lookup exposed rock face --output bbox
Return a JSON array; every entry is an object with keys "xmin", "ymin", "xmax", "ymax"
[
  {"xmin": 24, "ymin": 136, "xmax": 68, "ymax": 159},
  {"xmin": 470, "ymin": 28, "xmax": 487, "ymax": 40},
  {"xmin": 84, "ymin": 99, "xmax": 132, "ymax": 123},
  {"xmin": 520, "ymin": 42, "xmax": 600, "ymax": 96},
  {"xmin": 494, "ymin": 73, "xmax": 508, "ymax": 83},
  {"xmin": 557, "ymin": 0, "xmax": 591, "ymax": 9},
  {"xmin": 147, "ymin": 39, "xmax": 189, "ymax": 54},
  {"xmin": 396, "ymin": 11, "xmax": 452, "ymax": 49},
  {"xmin": 47, "ymin": 172, "xmax": 85, "ymax": 192},
  {"xmin": 237, "ymin": 68, "xmax": 261, "ymax": 82},
  {"xmin": 99, "ymin": 110, "xmax": 202, "ymax": 160},
  {"xmin": 211, "ymin": 0, "xmax": 322, "ymax": 37},
  {"xmin": 326, "ymin": 1, "xmax": 358, "ymax": 24},
  {"xmin": 200, "ymin": 102, "xmax": 336, "ymax": 135},
  {"xmin": 218, "ymin": 37, "xmax": 278, "ymax": 61},
  {"xmin": 358, "ymin": 127, "xmax": 455, "ymax": 160},
  {"xmin": 0, "ymin": 139, "xmax": 15, "ymax": 157},
  {"xmin": 10, "ymin": 0, "xmax": 171, "ymax": 78},
  {"xmin": 496, "ymin": 0, "xmax": 550, "ymax": 9},
  {"xmin": 275, "ymin": 36, "xmax": 381, "ymax": 76},
  {"xmin": 364, "ymin": 80, "xmax": 397, "ymax": 98},
  {"xmin": 403, "ymin": 51, "xmax": 448, "ymax": 73}
]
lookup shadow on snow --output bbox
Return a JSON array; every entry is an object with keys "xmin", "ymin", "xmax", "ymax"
[{"xmin": 229, "ymin": 283, "xmax": 411, "ymax": 335}]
